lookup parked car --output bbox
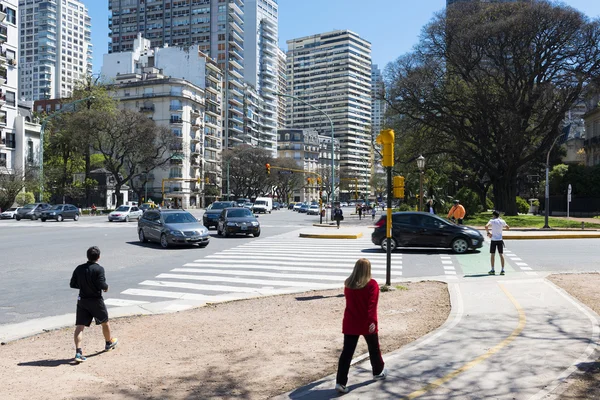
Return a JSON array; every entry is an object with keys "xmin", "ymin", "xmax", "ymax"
[
  {"xmin": 288, "ymin": 202, "xmax": 296, "ymax": 210},
  {"xmin": 15, "ymin": 203, "xmax": 52, "ymax": 221},
  {"xmin": 272, "ymin": 202, "xmax": 281, "ymax": 210},
  {"xmin": 140, "ymin": 202, "xmax": 158, "ymax": 212},
  {"xmin": 108, "ymin": 205, "xmax": 143, "ymax": 222},
  {"xmin": 138, "ymin": 209, "xmax": 210, "ymax": 248},
  {"xmin": 371, "ymin": 212, "xmax": 484, "ymax": 254},
  {"xmin": 340, "ymin": 202, "xmax": 348, "ymax": 207},
  {"xmin": 298, "ymin": 204, "xmax": 309, "ymax": 213},
  {"xmin": 203, "ymin": 201, "xmax": 237, "ymax": 229},
  {"xmin": 0, "ymin": 207, "xmax": 21, "ymax": 219},
  {"xmin": 293, "ymin": 203, "xmax": 303, "ymax": 211},
  {"xmin": 243, "ymin": 202, "xmax": 254, "ymax": 209},
  {"xmin": 41, "ymin": 204, "xmax": 80, "ymax": 222},
  {"xmin": 217, "ymin": 207, "xmax": 260, "ymax": 238},
  {"xmin": 307, "ymin": 205, "xmax": 320, "ymax": 215}
]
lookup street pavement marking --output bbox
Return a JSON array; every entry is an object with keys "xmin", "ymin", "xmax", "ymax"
[
  {"xmin": 405, "ymin": 283, "xmax": 526, "ymax": 399},
  {"xmin": 140, "ymin": 279, "xmax": 332, "ymax": 292},
  {"xmin": 169, "ymin": 268, "xmax": 388, "ymax": 281},
  {"xmin": 441, "ymin": 260, "xmax": 453, "ymax": 265},
  {"xmin": 104, "ymin": 298, "xmax": 150, "ymax": 307},
  {"xmin": 187, "ymin": 259, "xmax": 399, "ymax": 268},
  {"xmin": 520, "ymin": 266, "xmax": 532, "ymax": 271},
  {"xmin": 515, "ymin": 262, "xmax": 528, "ymax": 266},
  {"xmin": 182, "ymin": 264, "xmax": 400, "ymax": 274},
  {"xmin": 443, "ymin": 266, "xmax": 455, "ymax": 270},
  {"xmin": 155, "ymin": 273, "xmax": 344, "ymax": 288},
  {"xmin": 121, "ymin": 288, "xmax": 213, "ymax": 300}
]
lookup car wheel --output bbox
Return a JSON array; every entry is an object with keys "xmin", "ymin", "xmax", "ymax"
[
  {"xmin": 41, "ymin": 218, "xmax": 47, "ymax": 222},
  {"xmin": 57, "ymin": 215, "xmax": 64, "ymax": 222},
  {"xmin": 32, "ymin": 215, "xmax": 38, "ymax": 221},
  {"xmin": 138, "ymin": 229, "xmax": 147, "ymax": 243},
  {"xmin": 160, "ymin": 234, "xmax": 169, "ymax": 248},
  {"xmin": 15, "ymin": 216, "xmax": 21, "ymax": 221},
  {"xmin": 216, "ymin": 227, "xmax": 222, "ymax": 236},
  {"xmin": 452, "ymin": 238, "xmax": 469, "ymax": 254},
  {"xmin": 125, "ymin": 216, "xmax": 130, "ymax": 222},
  {"xmin": 74, "ymin": 214, "xmax": 79, "ymax": 221},
  {"xmin": 380, "ymin": 238, "xmax": 397, "ymax": 252},
  {"xmin": 253, "ymin": 231, "xmax": 261, "ymax": 237},
  {"xmin": 223, "ymin": 229, "xmax": 229, "ymax": 238}
]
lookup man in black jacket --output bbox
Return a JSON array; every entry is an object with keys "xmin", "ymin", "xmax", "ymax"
[{"xmin": 70, "ymin": 246, "xmax": 118, "ymax": 363}]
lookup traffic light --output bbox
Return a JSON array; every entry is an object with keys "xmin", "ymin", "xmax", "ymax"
[
  {"xmin": 393, "ymin": 175, "xmax": 405, "ymax": 199},
  {"xmin": 319, "ymin": 198, "xmax": 323, "ymax": 207},
  {"xmin": 205, "ymin": 177, "xmax": 210, "ymax": 184},
  {"xmin": 376, "ymin": 129, "xmax": 395, "ymax": 167},
  {"xmin": 197, "ymin": 177, "xmax": 201, "ymax": 184},
  {"xmin": 307, "ymin": 177, "xmax": 312, "ymax": 185},
  {"xmin": 265, "ymin": 163, "xmax": 271, "ymax": 175},
  {"xmin": 317, "ymin": 177, "xmax": 322, "ymax": 185}
]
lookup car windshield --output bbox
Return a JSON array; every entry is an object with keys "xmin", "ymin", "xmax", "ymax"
[
  {"xmin": 255, "ymin": 201, "xmax": 266, "ymax": 205},
  {"xmin": 228, "ymin": 208, "xmax": 253, "ymax": 218},
  {"xmin": 115, "ymin": 206, "xmax": 130, "ymax": 212},
  {"xmin": 8, "ymin": 208, "xmax": 17, "ymax": 211},
  {"xmin": 50, "ymin": 205, "xmax": 63, "ymax": 210},
  {"xmin": 164, "ymin": 212, "xmax": 197, "ymax": 224},
  {"xmin": 209, "ymin": 202, "xmax": 229, "ymax": 210},
  {"xmin": 23, "ymin": 204, "xmax": 35, "ymax": 209}
]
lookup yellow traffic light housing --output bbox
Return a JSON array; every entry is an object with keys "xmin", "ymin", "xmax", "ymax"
[
  {"xmin": 317, "ymin": 177, "xmax": 322, "ymax": 185},
  {"xmin": 393, "ymin": 175, "xmax": 405, "ymax": 199},
  {"xmin": 376, "ymin": 129, "xmax": 395, "ymax": 167},
  {"xmin": 265, "ymin": 163, "xmax": 271, "ymax": 175}
]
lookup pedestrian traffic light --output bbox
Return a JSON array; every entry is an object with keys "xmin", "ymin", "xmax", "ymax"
[
  {"xmin": 393, "ymin": 175, "xmax": 405, "ymax": 198},
  {"xmin": 265, "ymin": 163, "xmax": 271, "ymax": 175},
  {"xmin": 376, "ymin": 129, "xmax": 395, "ymax": 167}
]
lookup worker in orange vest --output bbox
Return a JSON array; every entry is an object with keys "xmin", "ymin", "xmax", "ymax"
[{"xmin": 447, "ymin": 199, "xmax": 466, "ymax": 225}]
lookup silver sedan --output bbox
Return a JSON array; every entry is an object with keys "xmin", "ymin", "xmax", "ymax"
[{"xmin": 108, "ymin": 205, "xmax": 143, "ymax": 222}]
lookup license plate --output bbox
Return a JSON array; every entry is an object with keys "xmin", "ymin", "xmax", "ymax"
[{"xmin": 241, "ymin": 225, "xmax": 247, "ymax": 230}]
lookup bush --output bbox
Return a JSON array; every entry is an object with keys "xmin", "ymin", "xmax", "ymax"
[
  {"xmin": 452, "ymin": 188, "xmax": 482, "ymax": 218},
  {"xmin": 486, "ymin": 197, "xmax": 494, "ymax": 211},
  {"xmin": 516, "ymin": 196, "xmax": 530, "ymax": 214},
  {"xmin": 15, "ymin": 192, "xmax": 35, "ymax": 206},
  {"xmin": 397, "ymin": 202, "xmax": 412, "ymax": 211}
]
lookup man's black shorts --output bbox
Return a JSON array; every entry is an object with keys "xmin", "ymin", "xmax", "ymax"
[
  {"xmin": 490, "ymin": 240, "xmax": 504, "ymax": 254},
  {"xmin": 76, "ymin": 298, "xmax": 109, "ymax": 326}
]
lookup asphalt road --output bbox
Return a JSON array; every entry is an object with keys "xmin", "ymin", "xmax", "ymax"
[{"xmin": 1, "ymin": 208, "xmax": 599, "ymax": 327}]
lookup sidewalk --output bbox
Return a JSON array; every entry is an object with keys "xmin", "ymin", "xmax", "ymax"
[{"xmin": 273, "ymin": 273, "xmax": 600, "ymax": 400}]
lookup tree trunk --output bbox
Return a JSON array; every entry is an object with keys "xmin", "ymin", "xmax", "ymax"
[
  {"xmin": 493, "ymin": 177, "xmax": 518, "ymax": 216},
  {"xmin": 114, "ymin": 183, "xmax": 122, "ymax": 207},
  {"xmin": 84, "ymin": 147, "xmax": 91, "ymax": 207}
]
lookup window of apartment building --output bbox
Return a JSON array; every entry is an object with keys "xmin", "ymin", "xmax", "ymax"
[
  {"xmin": 172, "ymin": 128, "xmax": 182, "ymax": 137},
  {"xmin": 27, "ymin": 140, "xmax": 34, "ymax": 163},
  {"xmin": 5, "ymin": 91, "xmax": 15, "ymax": 107},
  {"xmin": 6, "ymin": 8, "xmax": 17, "ymax": 25},
  {"xmin": 0, "ymin": 153, "xmax": 6, "ymax": 167},
  {"xmin": 143, "ymin": 87, "xmax": 153, "ymax": 97}
]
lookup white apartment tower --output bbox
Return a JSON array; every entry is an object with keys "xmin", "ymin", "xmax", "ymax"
[
  {"xmin": 242, "ymin": 0, "xmax": 278, "ymax": 156},
  {"xmin": 18, "ymin": 0, "xmax": 92, "ymax": 100},
  {"xmin": 286, "ymin": 30, "xmax": 372, "ymax": 200},
  {"xmin": 276, "ymin": 47, "xmax": 286, "ymax": 128},
  {"xmin": 0, "ymin": 0, "xmax": 19, "ymax": 169}
]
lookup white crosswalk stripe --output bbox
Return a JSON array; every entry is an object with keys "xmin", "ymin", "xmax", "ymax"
[{"xmin": 106, "ymin": 233, "xmax": 404, "ymax": 308}]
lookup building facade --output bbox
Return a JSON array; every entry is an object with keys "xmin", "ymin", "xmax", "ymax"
[
  {"xmin": 286, "ymin": 30, "xmax": 372, "ymax": 200},
  {"xmin": 109, "ymin": 69, "xmax": 221, "ymax": 209},
  {"xmin": 583, "ymin": 93, "xmax": 600, "ymax": 167},
  {"xmin": 371, "ymin": 64, "xmax": 386, "ymax": 177},
  {"xmin": 18, "ymin": 0, "xmax": 92, "ymax": 100},
  {"xmin": 276, "ymin": 47, "xmax": 286, "ymax": 128}
]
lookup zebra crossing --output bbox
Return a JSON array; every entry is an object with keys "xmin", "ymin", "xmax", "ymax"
[{"xmin": 105, "ymin": 233, "xmax": 404, "ymax": 308}]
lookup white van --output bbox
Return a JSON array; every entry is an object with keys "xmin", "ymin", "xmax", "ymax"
[{"xmin": 253, "ymin": 197, "xmax": 273, "ymax": 214}]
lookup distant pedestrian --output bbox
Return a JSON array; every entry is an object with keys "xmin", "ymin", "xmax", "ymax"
[
  {"xmin": 447, "ymin": 199, "xmax": 466, "ymax": 224},
  {"xmin": 70, "ymin": 246, "xmax": 118, "ymax": 363},
  {"xmin": 371, "ymin": 206, "xmax": 376, "ymax": 220},
  {"xmin": 335, "ymin": 258, "xmax": 386, "ymax": 394},
  {"xmin": 427, "ymin": 199, "xmax": 436, "ymax": 215},
  {"xmin": 91, "ymin": 203, "xmax": 97, "ymax": 216},
  {"xmin": 358, "ymin": 206, "xmax": 363, "ymax": 220},
  {"xmin": 485, "ymin": 211, "xmax": 510, "ymax": 275},
  {"xmin": 333, "ymin": 205, "xmax": 344, "ymax": 229}
]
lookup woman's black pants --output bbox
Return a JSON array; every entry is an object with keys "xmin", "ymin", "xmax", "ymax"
[{"xmin": 336, "ymin": 333, "xmax": 385, "ymax": 386}]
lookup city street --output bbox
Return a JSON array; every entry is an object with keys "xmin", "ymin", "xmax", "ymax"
[{"xmin": 1, "ymin": 208, "xmax": 600, "ymax": 327}]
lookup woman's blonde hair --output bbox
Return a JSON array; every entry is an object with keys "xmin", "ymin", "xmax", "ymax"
[{"xmin": 345, "ymin": 258, "xmax": 372, "ymax": 289}]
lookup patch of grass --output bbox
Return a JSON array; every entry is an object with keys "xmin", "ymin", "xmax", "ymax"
[
  {"xmin": 465, "ymin": 212, "xmax": 600, "ymax": 229},
  {"xmin": 395, "ymin": 285, "xmax": 409, "ymax": 291}
]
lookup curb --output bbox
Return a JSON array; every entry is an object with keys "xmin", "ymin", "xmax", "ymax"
[
  {"xmin": 505, "ymin": 234, "xmax": 600, "ymax": 240},
  {"xmin": 299, "ymin": 232, "xmax": 364, "ymax": 239}
]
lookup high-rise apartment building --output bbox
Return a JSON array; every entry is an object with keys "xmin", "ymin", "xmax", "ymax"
[
  {"xmin": 18, "ymin": 0, "xmax": 92, "ymax": 100},
  {"xmin": 371, "ymin": 64, "xmax": 386, "ymax": 176},
  {"xmin": 286, "ymin": 30, "xmax": 372, "ymax": 200},
  {"xmin": 276, "ymin": 47, "xmax": 286, "ymax": 128},
  {"xmin": 243, "ymin": 0, "xmax": 278, "ymax": 155}
]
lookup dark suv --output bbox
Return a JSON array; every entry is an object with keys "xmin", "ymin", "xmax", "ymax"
[
  {"xmin": 202, "ymin": 201, "xmax": 236, "ymax": 229},
  {"xmin": 138, "ymin": 209, "xmax": 210, "ymax": 249},
  {"xmin": 15, "ymin": 203, "xmax": 52, "ymax": 221}
]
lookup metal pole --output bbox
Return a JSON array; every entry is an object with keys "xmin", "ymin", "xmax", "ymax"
[
  {"xmin": 543, "ymin": 133, "xmax": 562, "ymax": 229},
  {"xmin": 386, "ymin": 166, "xmax": 392, "ymax": 286},
  {"xmin": 226, "ymin": 161, "xmax": 230, "ymax": 201},
  {"xmin": 419, "ymin": 172, "xmax": 424, "ymax": 212}
]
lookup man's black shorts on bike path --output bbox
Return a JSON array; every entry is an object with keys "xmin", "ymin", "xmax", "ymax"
[
  {"xmin": 490, "ymin": 240, "xmax": 504, "ymax": 254},
  {"xmin": 76, "ymin": 298, "xmax": 109, "ymax": 326}
]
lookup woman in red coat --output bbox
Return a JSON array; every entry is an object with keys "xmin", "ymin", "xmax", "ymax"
[{"xmin": 335, "ymin": 258, "xmax": 386, "ymax": 394}]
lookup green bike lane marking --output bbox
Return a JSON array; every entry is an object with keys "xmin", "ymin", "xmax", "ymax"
[{"xmin": 455, "ymin": 243, "xmax": 516, "ymax": 275}]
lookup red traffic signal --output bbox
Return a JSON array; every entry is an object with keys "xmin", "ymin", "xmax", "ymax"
[{"xmin": 265, "ymin": 163, "xmax": 271, "ymax": 175}]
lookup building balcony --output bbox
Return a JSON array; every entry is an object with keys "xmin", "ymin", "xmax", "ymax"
[
  {"xmin": 0, "ymin": 27, "xmax": 7, "ymax": 44},
  {"xmin": 0, "ymin": 6, "xmax": 5, "ymax": 23},
  {"xmin": 169, "ymin": 117, "xmax": 183, "ymax": 124},
  {"xmin": 140, "ymin": 105, "xmax": 155, "ymax": 112}
]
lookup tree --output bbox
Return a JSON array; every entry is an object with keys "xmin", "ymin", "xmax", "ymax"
[
  {"xmin": 270, "ymin": 157, "xmax": 304, "ymax": 203},
  {"xmin": 223, "ymin": 146, "xmax": 273, "ymax": 199},
  {"xmin": 86, "ymin": 109, "xmax": 177, "ymax": 207},
  {"xmin": 0, "ymin": 167, "xmax": 37, "ymax": 211},
  {"xmin": 385, "ymin": 1, "xmax": 600, "ymax": 215}
]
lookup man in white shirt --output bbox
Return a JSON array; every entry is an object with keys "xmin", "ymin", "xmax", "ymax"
[{"xmin": 485, "ymin": 210, "xmax": 510, "ymax": 275}]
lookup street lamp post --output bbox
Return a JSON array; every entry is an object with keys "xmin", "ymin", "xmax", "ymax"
[
  {"xmin": 416, "ymin": 155, "xmax": 425, "ymax": 212},
  {"xmin": 38, "ymin": 96, "xmax": 95, "ymax": 202},
  {"xmin": 275, "ymin": 92, "xmax": 335, "ymax": 208},
  {"xmin": 543, "ymin": 133, "xmax": 565, "ymax": 229}
]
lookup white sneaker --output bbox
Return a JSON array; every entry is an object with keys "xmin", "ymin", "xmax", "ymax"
[
  {"xmin": 373, "ymin": 368, "xmax": 387, "ymax": 380},
  {"xmin": 335, "ymin": 383, "xmax": 349, "ymax": 394}
]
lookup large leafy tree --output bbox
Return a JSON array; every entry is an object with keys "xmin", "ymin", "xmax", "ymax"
[
  {"xmin": 223, "ymin": 145, "xmax": 273, "ymax": 199},
  {"xmin": 85, "ymin": 109, "xmax": 177, "ymax": 207},
  {"xmin": 385, "ymin": 1, "xmax": 600, "ymax": 215},
  {"xmin": 270, "ymin": 157, "xmax": 304, "ymax": 203},
  {"xmin": 0, "ymin": 167, "xmax": 37, "ymax": 211}
]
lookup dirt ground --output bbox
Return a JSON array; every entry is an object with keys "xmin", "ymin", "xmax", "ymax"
[
  {"xmin": 547, "ymin": 273, "xmax": 600, "ymax": 400},
  {"xmin": 0, "ymin": 281, "xmax": 450, "ymax": 400}
]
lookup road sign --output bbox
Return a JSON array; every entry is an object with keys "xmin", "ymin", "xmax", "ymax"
[{"xmin": 278, "ymin": 170, "xmax": 293, "ymax": 175}]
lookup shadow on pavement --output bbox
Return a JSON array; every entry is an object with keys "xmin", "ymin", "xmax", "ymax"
[
  {"xmin": 295, "ymin": 294, "xmax": 344, "ymax": 302},
  {"xmin": 18, "ymin": 350, "xmax": 104, "ymax": 367}
]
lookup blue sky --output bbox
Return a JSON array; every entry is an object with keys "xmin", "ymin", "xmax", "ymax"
[{"xmin": 85, "ymin": 0, "xmax": 600, "ymax": 74}]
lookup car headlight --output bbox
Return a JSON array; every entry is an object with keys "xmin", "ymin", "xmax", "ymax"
[
  {"xmin": 472, "ymin": 239, "xmax": 479, "ymax": 245},
  {"xmin": 226, "ymin": 222, "xmax": 238, "ymax": 227},
  {"xmin": 169, "ymin": 230, "xmax": 184, "ymax": 236},
  {"xmin": 251, "ymin": 222, "xmax": 259, "ymax": 226}
]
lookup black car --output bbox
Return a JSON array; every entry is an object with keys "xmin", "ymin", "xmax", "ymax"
[
  {"xmin": 203, "ymin": 201, "xmax": 237, "ymax": 229},
  {"xmin": 217, "ymin": 207, "xmax": 260, "ymax": 237},
  {"xmin": 15, "ymin": 203, "xmax": 52, "ymax": 221},
  {"xmin": 138, "ymin": 209, "xmax": 210, "ymax": 248},
  {"xmin": 41, "ymin": 204, "xmax": 80, "ymax": 222},
  {"xmin": 272, "ymin": 202, "xmax": 280, "ymax": 210},
  {"xmin": 371, "ymin": 212, "xmax": 484, "ymax": 254}
]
